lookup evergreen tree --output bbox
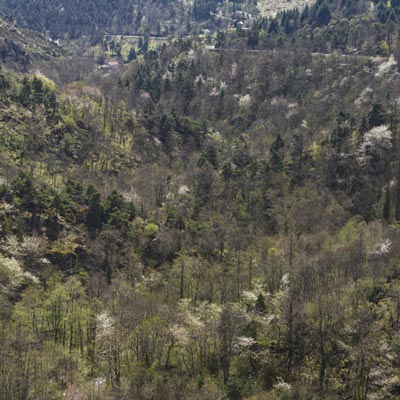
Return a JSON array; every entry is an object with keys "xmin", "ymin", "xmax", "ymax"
[
  {"xmin": 270, "ymin": 134, "xmax": 285, "ymax": 172},
  {"xmin": 86, "ymin": 187, "xmax": 104, "ymax": 236},
  {"xmin": 315, "ymin": 0, "xmax": 331, "ymax": 26},
  {"xmin": 127, "ymin": 47, "xmax": 137, "ymax": 62}
]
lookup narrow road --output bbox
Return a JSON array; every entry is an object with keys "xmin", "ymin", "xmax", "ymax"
[{"xmin": 205, "ymin": 45, "xmax": 384, "ymax": 63}]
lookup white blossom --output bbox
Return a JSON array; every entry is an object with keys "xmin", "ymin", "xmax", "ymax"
[
  {"xmin": 186, "ymin": 312, "xmax": 204, "ymax": 329},
  {"xmin": 2, "ymin": 202, "xmax": 15, "ymax": 213},
  {"xmin": 231, "ymin": 62, "xmax": 237, "ymax": 78},
  {"xmin": 1, "ymin": 235, "xmax": 19, "ymax": 256},
  {"xmin": 242, "ymin": 290, "xmax": 258, "ymax": 303},
  {"xmin": 265, "ymin": 314, "xmax": 278, "ymax": 326},
  {"xmin": 234, "ymin": 336, "xmax": 256, "ymax": 351},
  {"xmin": 0, "ymin": 255, "xmax": 39, "ymax": 287},
  {"xmin": 20, "ymin": 236, "xmax": 42, "ymax": 254},
  {"xmin": 280, "ymin": 273, "xmax": 290, "ymax": 292},
  {"xmin": 359, "ymin": 125, "xmax": 392, "ymax": 163},
  {"xmin": 301, "ymin": 120, "xmax": 309, "ymax": 130},
  {"xmin": 169, "ymin": 323, "xmax": 190, "ymax": 346},
  {"xmin": 194, "ymin": 74, "xmax": 205, "ymax": 85},
  {"xmin": 375, "ymin": 55, "xmax": 396, "ymax": 77},
  {"xmin": 24, "ymin": 271, "xmax": 40, "ymax": 284},
  {"xmin": 208, "ymin": 130, "xmax": 222, "ymax": 142},
  {"xmin": 369, "ymin": 366, "xmax": 383, "ymax": 379},
  {"xmin": 355, "ymin": 86, "xmax": 373, "ymax": 107},
  {"xmin": 178, "ymin": 185, "xmax": 190, "ymax": 195},
  {"xmin": 238, "ymin": 94, "xmax": 251, "ymax": 108},
  {"xmin": 241, "ymin": 282, "xmax": 269, "ymax": 307},
  {"xmin": 210, "ymin": 87, "xmax": 220, "ymax": 96},
  {"xmin": 186, "ymin": 49, "xmax": 195, "ymax": 60},
  {"xmin": 94, "ymin": 377, "xmax": 106, "ymax": 387},
  {"xmin": 96, "ymin": 312, "xmax": 114, "ymax": 338},
  {"xmin": 273, "ymin": 377, "xmax": 292, "ymax": 392},
  {"xmin": 369, "ymin": 239, "xmax": 392, "ymax": 256},
  {"xmin": 210, "ymin": 81, "xmax": 228, "ymax": 96}
]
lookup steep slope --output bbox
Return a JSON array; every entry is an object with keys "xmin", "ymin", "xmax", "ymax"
[
  {"xmin": 0, "ymin": 0, "xmax": 316, "ymax": 39},
  {"xmin": 0, "ymin": 15, "xmax": 61, "ymax": 68},
  {"xmin": 0, "ymin": 0, "xmax": 222, "ymax": 38}
]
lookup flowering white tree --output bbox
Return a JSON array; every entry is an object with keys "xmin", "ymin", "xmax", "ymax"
[
  {"xmin": 0, "ymin": 254, "xmax": 39, "ymax": 289},
  {"xmin": 169, "ymin": 300, "xmax": 222, "ymax": 378},
  {"xmin": 358, "ymin": 125, "xmax": 392, "ymax": 164}
]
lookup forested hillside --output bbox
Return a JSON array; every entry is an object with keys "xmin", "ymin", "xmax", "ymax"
[
  {"xmin": 0, "ymin": 0, "xmax": 251, "ymax": 38},
  {"xmin": 0, "ymin": 15, "xmax": 61, "ymax": 68},
  {"xmin": 1, "ymin": 0, "xmax": 400, "ymax": 399},
  {"xmin": 0, "ymin": 0, "xmax": 316, "ymax": 39}
]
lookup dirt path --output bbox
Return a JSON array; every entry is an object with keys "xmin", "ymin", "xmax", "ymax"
[{"xmin": 205, "ymin": 45, "xmax": 384, "ymax": 63}]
